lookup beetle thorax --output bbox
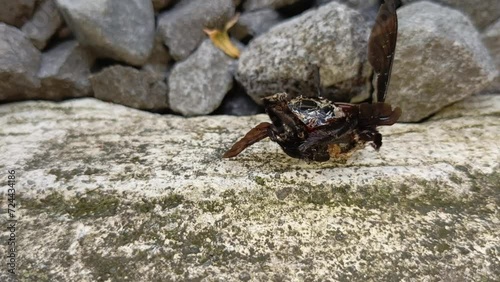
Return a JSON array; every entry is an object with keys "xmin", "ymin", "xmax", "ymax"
[{"xmin": 287, "ymin": 97, "xmax": 345, "ymax": 128}]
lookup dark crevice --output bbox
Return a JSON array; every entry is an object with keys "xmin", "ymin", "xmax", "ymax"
[{"xmin": 277, "ymin": 0, "xmax": 315, "ymax": 18}]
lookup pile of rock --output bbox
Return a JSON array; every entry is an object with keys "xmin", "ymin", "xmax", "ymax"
[{"xmin": 0, "ymin": 0, "xmax": 498, "ymax": 121}]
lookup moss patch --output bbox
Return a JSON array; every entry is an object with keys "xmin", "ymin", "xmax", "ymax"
[
  {"xmin": 16, "ymin": 167, "xmax": 500, "ymax": 281},
  {"xmin": 22, "ymin": 190, "xmax": 120, "ymax": 219},
  {"xmin": 133, "ymin": 194, "xmax": 187, "ymax": 213}
]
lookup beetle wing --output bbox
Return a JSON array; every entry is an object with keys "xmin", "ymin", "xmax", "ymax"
[{"xmin": 368, "ymin": 0, "xmax": 398, "ymax": 103}]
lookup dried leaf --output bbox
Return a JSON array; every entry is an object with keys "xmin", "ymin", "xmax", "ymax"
[{"xmin": 204, "ymin": 13, "xmax": 241, "ymax": 59}]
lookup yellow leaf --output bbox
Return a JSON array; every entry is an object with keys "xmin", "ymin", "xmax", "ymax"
[{"xmin": 204, "ymin": 13, "xmax": 240, "ymax": 59}]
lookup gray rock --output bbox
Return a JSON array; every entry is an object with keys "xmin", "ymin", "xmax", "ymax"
[
  {"xmin": 55, "ymin": 0, "xmax": 155, "ymax": 66},
  {"xmin": 229, "ymin": 9, "xmax": 283, "ymax": 40},
  {"xmin": 0, "ymin": 94, "xmax": 499, "ymax": 281},
  {"xmin": 237, "ymin": 2, "xmax": 371, "ymax": 103},
  {"xmin": 316, "ymin": 0, "xmax": 379, "ymax": 10},
  {"xmin": 243, "ymin": 0, "xmax": 301, "ymax": 11},
  {"xmin": 402, "ymin": 0, "xmax": 500, "ymax": 31},
  {"xmin": 431, "ymin": 94, "xmax": 500, "ymax": 120},
  {"xmin": 316, "ymin": 0, "xmax": 380, "ymax": 22},
  {"xmin": 386, "ymin": 1, "xmax": 497, "ymax": 122},
  {"xmin": 0, "ymin": 0, "xmax": 35, "ymax": 27},
  {"xmin": 90, "ymin": 65, "xmax": 168, "ymax": 111},
  {"xmin": 0, "ymin": 23, "xmax": 41, "ymax": 101},
  {"xmin": 482, "ymin": 19, "xmax": 500, "ymax": 92},
  {"xmin": 157, "ymin": 0, "xmax": 235, "ymax": 61},
  {"xmin": 38, "ymin": 40, "xmax": 95, "ymax": 100},
  {"xmin": 21, "ymin": 0, "xmax": 63, "ymax": 50},
  {"xmin": 169, "ymin": 39, "xmax": 234, "ymax": 116}
]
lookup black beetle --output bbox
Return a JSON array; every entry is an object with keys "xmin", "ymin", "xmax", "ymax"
[{"xmin": 224, "ymin": 0, "xmax": 401, "ymax": 162}]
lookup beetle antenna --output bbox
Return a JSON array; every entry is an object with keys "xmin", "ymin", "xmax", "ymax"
[{"xmin": 312, "ymin": 64, "xmax": 323, "ymax": 98}]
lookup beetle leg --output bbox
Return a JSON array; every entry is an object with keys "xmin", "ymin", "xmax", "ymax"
[
  {"xmin": 266, "ymin": 103, "xmax": 306, "ymax": 140},
  {"xmin": 373, "ymin": 132, "xmax": 382, "ymax": 149},
  {"xmin": 262, "ymin": 92, "xmax": 290, "ymax": 105},
  {"xmin": 313, "ymin": 64, "xmax": 322, "ymax": 98},
  {"xmin": 305, "ymin": 63, "xmax": 323, "ymax": 98},
  {"xmin": 299, "ymin": 120, "xmax": 357, "ymax": 153},
  {"xmin": 359, "ymin": 103, "xmax": 401, "ymax": 127},
  {"xmin": 358, "ymin": 129, "xmax": 382, "ymax": 150},
  {"xmin": 223, "ymin": 122, "xmax": 271, "ymax": 158}
]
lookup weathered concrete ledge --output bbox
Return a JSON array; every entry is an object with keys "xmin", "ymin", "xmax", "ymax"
[{"xmin": 0, "ymin": 95, "xmax": 499, "ymax": 281}]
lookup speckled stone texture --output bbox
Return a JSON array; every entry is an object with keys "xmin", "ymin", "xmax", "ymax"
[
  {"xmin": 168, "ymin": 39, "xmax": 235, "ymax": 116},
  {"xmin": 90, "ymin": 65, "xmax": 169, "ymax": 111},
  {"xmin": 386, "ymin": 1, "xmax": 497, "ymax": 122},
  {"xmin": 0, "ymin": 94, "xmax": 499, "ymax": 281},
  {"xmin": 402, "ymin": 0, "xmax": 500, "ymax": 31},
  {"xmin": 55, "ymin": 0, "xmax": 155, "ymax": 66}
]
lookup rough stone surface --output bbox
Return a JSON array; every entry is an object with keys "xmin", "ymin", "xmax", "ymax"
[
  {"xmin": 90, "ymin": 65, "xmax": 168, "ymax": 111},
  {"xmin": 21, "ymin": 0, "xmax": 63, "ymax": 50},
  {"xmin": 157, "ymin": 0, "xmax": 235, "ymax": 61},
  {"xmin": 237, "ymin": 1, "xmax": 371, "ymax": 104},
  {"xmin": 169, "ymin": 40, "xmax": 235, "ymax": 116},
  {"xmin": 482, "ymin": 19, "xmax": 500, "ymax": 92},
  {"xmin": 402, "ymin": 0, "xmax": 500, "ymax": 31},
  {"xmin": 55, "ymin": 0, "xmax": 155, "ymax": 66},
  {"xmin": 0, "ymin": 95, "xmax": 499, "ymax": 281},
  {"xmin": 38, "ymin": 40, "xmax": 95, "ymax": 100},
  {"xmin": 0, "ymin": 23, "xmax": 41, "ymax": 102},
  {"xmin": 0, "ymin": 0, "xmax": 35, "ymax": 27},
  {"xmin": 243, "ymin": 0, "xmax": 301, "ymax": 11},
  {"xmin": 229, "ymin": 9, "xmax": 283, "ymax": 41},
  {"xmin": 386, "ymin": 1, "xmax": 498, "ymax": 122}
]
